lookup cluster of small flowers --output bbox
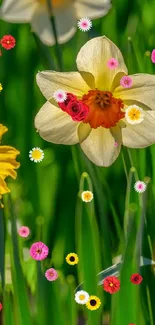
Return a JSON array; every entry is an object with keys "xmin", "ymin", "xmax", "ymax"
[
  {"xmin": 74, "ymin": 273, "xmax": 142, "ymax": 312},
  {"xmin": 0, "ymin": 35, "xmax": 16, "ymax": 57},
  {"xmin": 54, "ymin": 90, "xmax": 89, "ymax": 122}
]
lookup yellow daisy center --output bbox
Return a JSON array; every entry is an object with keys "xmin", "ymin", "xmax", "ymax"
[
  {"xmin": 83, "ymin": 193, "xmax": 92, "ymax": 201},
  {"xmin": 31, "ymin": 149, "xmax": 42, "ymax": 160},
  {"xmin": 127, "ymin": 108, "xmax": 141, "ymax": 120},
  {"xmin": 125, "ymin": 105, "xmax": 144, "ymax": 124},
  {"xmin": 79, "ymin": 295, "xmax": 85, "ymax": 300}
]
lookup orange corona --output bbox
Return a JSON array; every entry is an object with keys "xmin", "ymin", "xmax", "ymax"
[{"xmin": 82, "ymin": 89, "xmax": 125, "ymax": 129}]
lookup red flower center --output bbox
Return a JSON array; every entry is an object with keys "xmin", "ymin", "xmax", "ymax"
[{"xmin": 81, "ymin": 89, "xmax": 125, "ymax": 129}]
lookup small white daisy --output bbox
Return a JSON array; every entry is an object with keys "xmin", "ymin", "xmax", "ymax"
[
  {"xmin": 77, "ymin": 17, "xmax": 92, "ymax": 32},
  {"xmin": 81, "ymin": 190, "xmax": 94, "ymax": 202},
  {"xmin": 75, "ymin": 290, "xmax": 89, "ymax": 305},
  {"xmin": 125, "ymin": 105, "xmax": 144, "ymax": 124},
  {"xmin": 29, "ymin": 147, "xmax": 44, "ymax": 163},
  {"xmin": 53, "ymin": 89, "xmax": 67, "ymax": 103},
  {"xmin": 134, "ymin": 181, "xmax": 146, "ymax": 193}
]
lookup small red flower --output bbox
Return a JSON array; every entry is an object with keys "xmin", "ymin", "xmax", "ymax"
[
  {"xmin": 130, "ymin": 273, "xmax": 143, "ymax": 284},
  {"xmin": 1, "ymin": 35, "xmax": 16, "ymax": 50},
  {"xmin": 58, "ymin": 93, "xmax": 77, "ymax": 111},
  {"xmin": 0, "ymin": 303, "xmax": 3, "ymax": 311},
  {"xmin": 103, "ymin": 276, "xmax": 120, "ymax": 294},
  {"xmin": 58, "ymin": 92, "xmax": 89, "ymax": 121}
]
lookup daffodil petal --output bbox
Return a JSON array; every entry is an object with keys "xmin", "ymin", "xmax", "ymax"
[
  {"xmin": 78, "ymin": 123, "xmax": 91, "ymax": 143},
  {"xmin": 31, "ymin": 4, "xmax": 55, "ymax": 46},
  {"xmin": 80, "ymin": 126, "xmax": 121, "ymax": 166},
  {"xmin": 75, "ymin": 0, "xmax": 111, "ymax": 19},
  {"xmin": 0, "ymin": 0, "xmax": 37, "ymax": 22},
  {"xmin": 76, "ymin": 36, "xmax": 128, "ymax": 90},
  {"xmin": 122, "ymin": 110, "xmax": 155, "ymax": 148},
  {"xmin": 53, "ymin": 4, "xmax": 76, "ymax": 44},
  {"xmin": 113, "ymin": 74, "xmax": 155, "ymax": 110},
  {"xmin": 36, "ymin": 71, "xmax": 94, "ymax": 100},
  {"xmin": 35, "ymin": 101, "xmax": 80, "ymax": 145}
]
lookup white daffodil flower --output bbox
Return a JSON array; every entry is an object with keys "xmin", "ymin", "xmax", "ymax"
[
  {"xmin": 35, "ymin": 36, "xmax": 155, "ymax": 167},
  {"xmin": 0, "ymin": 0, "xmax": 112, "ymax": 46}
]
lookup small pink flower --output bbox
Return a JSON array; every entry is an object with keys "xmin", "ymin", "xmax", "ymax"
[
  {"xmin": 77, "ymin": 17, "xmax": 92, "ymax": 32},
  {"xmin": 151, "ymin": 49, "xmax": 155, "ymax": 63},
  {"xmin": 18, "ymin": 226, "xmax": 30, "ymax": 238},
  {"xmin": 114, "ymin": 142, "xmax": 118, "ymax": 147},
  {"xmin": 120, "ymin": 76, "xmax": 132, "ymax": 88},
  {"xmin": 30, "ymin": 242, "xmax": 49, "ymax": 261},
  {"xmin": 107, "ymin": 58, "xmax": 118, "ymax": 69},
  {"xmin": 134, "ymin": 181, "xmax": 146, "ymax": 193},
  {"xmin": 45, "ymin": 268, "xmax": 58, "ymax": 281}
]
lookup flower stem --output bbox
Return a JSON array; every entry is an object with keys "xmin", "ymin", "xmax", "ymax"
[{"xmin": 46, "ymin": 0, "xmax": 63, "ymax": 71}]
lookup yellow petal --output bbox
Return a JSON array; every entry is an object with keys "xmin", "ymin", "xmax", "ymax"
[
  {"xmin": 36, "ymin": 71, "xmax": 94, "ymax": 100},
  {"xmin": 0, "ymin": 0, "xmax": 37, "ymax": 22},
  {"xmin": 80, "ymin": 126, "xmax": 121, "ymax": 166},
  {"xmin": 122, "ymin": 110, "xmax": 155, "ymax": 148},
  {"xmin": 75, "ymin": 0, "xmax": 111, "ymax": 19},
  {"xmin": 76, "ymin": 36, "xmax": 128, "ymax": 90},
  {"xmin": 35, "ymin": 101, "xmax": 80, "ymax": 144},
  {"xmin": 0, "ymin": 146, "xmax": 20, "ymax": 180},
  {"xmin": 0, "ymin": 124, "xmax": 8, "ymax": 141},
  {"xmin": 113, "ymin": 74, "xmax": 155, "ymax": 110},
  {"xmin": 0, "ymin": 175, "xmax": 10, "ymax": 195}
]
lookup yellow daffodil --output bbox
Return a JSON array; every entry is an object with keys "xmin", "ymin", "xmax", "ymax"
[
  {"xmin": 0, "ymin": 124, "xmax": 20, "ymax": 203},
  {"xmin": 35, "ymin": 36, "xmax": 155, "ymax": 167},
  {"xmin": 0, "ymin": 0, "xmax": 111, "ymax": 46}
]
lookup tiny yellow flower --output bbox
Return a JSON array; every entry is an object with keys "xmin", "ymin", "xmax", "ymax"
[
  {"xmin": 66, "ymin": 253, "xmax": 79, "ymax": 265},
  {"xmin": 81, "ymin": 190, "xmax": 93, "ymax": 202},
  {"xmin": 86, "ymin": 295, "xmax": 101, "ymax": 311},
  {"xmin": 0, "ymin": 83, "xmax": 3, "ymax": 92},
  {"xmin": 125, "ymin": 105, "xmax": 144, "ymax": 124},
  {"xmin": 29, "ymin": 147, "xmax": 44, "ymax": 163}
]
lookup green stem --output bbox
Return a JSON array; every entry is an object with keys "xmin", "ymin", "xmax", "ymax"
[
  {"xmin": 32, "ymin": 32, "xmax": 56, "ymax": 70},
  {"xmin": 46, "ymin": 0, "xmax": 63, "ymax": 71}
]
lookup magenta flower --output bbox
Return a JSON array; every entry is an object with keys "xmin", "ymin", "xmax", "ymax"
[
  {"xmin": 107, "ymin": 58, "xmax": 118, "ymax": 69},
  {"xmin": 151, "ymin": 49, "xmax": 155, "ymax": 63},
  {"xmin": 30, "ymin": 241, "xmax": 49, "ymax": 260},
  {"xmin": 45, "ymin": 268, "xmax": 58, "ymax": 281},
  {"xmin": 18, "ymin": 226, "xmax": 30, "ymax": 238},
  {"xmin": 120, "ymin": 76, "xmax": 133, "ymax": 88}
]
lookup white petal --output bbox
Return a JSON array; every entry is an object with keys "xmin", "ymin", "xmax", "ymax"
[
  {"xmin": 113, "ymin": 74, "xmax": 155, "ymax": 110},
  {"xmin": 80, "ymin": 126, "xmax": 121, "ymax": 166},
  {"xmin": 36, "ymin": 71, "xmax": 94, "ymax": 100},
  {"xmin": 75, "ymin": 0, "xmax": 111, "ymax": 19},
  {"xmin": 122, "ymin": 110, "xmax": 155, "ymax": 148},
  {"xmin": 0, "ymin": 0, "xmax": 37, "ymax": 22},
  {"xmin": 76, "ymin": 36, "xmax": 128, "ymax": 90},
  {"xmin": 53, "ymin": 4, "xmax": 76, "ymax": 44},
  {"xmin": 35, "ymin": 101, "xmax": 80, "ymax": 145},
  {"xmin": 31, "ymin": 4, "xmax": 55, "ymax": 46}
]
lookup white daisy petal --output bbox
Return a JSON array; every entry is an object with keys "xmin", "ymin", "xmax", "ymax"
[
  {"xmin": 125, "ymin": 105, "xmax": 145, "ymax": 125},
  {"xmin": 77, "ymin": 17, "xmax": 92, "ymax": 32},
  {"xmin": 75, "ymin": 290, "xmax": 89, "ymax": 305}
]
